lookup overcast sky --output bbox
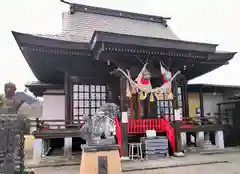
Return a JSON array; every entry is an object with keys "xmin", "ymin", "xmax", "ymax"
[{"xmin": 0, "ymin": 0, "xmax": 240, "ymax": 92}]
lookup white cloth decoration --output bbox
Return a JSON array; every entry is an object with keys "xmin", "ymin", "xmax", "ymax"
[{"xmin": 116, "ymin": 63, "xmax": 180, "ymax": 100}]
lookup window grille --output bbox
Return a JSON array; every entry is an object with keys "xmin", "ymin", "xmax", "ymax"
[
  {"xmin": 72, "ymin": 84, "xmax": 107, "ymax": 122},
  {"xmin": 156, "ymin": 87, "xmax": 183, "ymax": 121}
]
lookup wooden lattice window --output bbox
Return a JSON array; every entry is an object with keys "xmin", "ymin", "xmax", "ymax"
[
  {"xmin": 177, "ymin": 87, "xmax": 183, "ymax": 108},
  {"xmin": 157, "ymin": 100, "xmax": 174, "ymax": 121},
  {"xmin": 156, "ymin": 87, "xmax": 183, "ymax": 121},
  {"xmin": 72, "ymin": 84, "xmax": 107, "ymax": 122}
]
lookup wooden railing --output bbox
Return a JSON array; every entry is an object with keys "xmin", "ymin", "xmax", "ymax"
[
  {"xmin": 115, "ymin": 118, "xmax": 176, "ymax": 154},
  {"xmin": 128, "ymin": 119, "xmax": 164, "ymax": 133},
  {"xmin": 29, "ymin": 118, "xmax": 85, "ymax": 132},
  {"xmin": 181, "ymin": 114, "xmax": 231, "ymax": 126}
]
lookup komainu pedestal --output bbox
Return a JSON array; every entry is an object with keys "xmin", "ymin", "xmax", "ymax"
[{"xmin": 80, "ymin": 144, "xmax": 122, "ymax": 174}]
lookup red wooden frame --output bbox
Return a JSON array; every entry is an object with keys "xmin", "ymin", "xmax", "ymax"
[
  {"xmin": 114, "ymin": 117, "xmax": 181, "ymax": 156},
  {"xmin": 114, "ymin": 117, "xmax": 122, "ymax": 156}
]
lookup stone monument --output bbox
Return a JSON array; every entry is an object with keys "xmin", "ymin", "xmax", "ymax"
[
  {"xmin": 0, "ymin": 82, "xmax": 24, "ymax": 114},
  {"xmin": 0, "ymin": 82, "xmax": 33, "ymax": 173},
  {"xmin": 79, "ymin": 103, "xmax": 122, "ymax": 174}
]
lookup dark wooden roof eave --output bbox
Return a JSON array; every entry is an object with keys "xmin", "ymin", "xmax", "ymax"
[
  {"xmin": 188, "ymin": 84, "xmax": 240, "ymax": 89},
  {"xmin": 12, "ymin": 31, "xmax": 237, "ymax": 83},
  {"xmin": 25, "ymin": 82, "xmax": 63, "ymax": 89},
  {"xmin": 184, "ymin": 52, "xmax": 236, "ymax": 80},
  {"xmin": 12, "ymin": 31, "xmax": 94, "ymax": 83},
  {"xmin": 188, "ymin": 84, "xmax": 240, "ymax": 93},
  {"xmin": 13, "ymin": 31, "xmax": 235, "ymax": 62},
  {"xmin": 90, "ymin": 31, "xmax": 218, "ymax": 53},
  {"xmin": 185, "ymin": 63, "xmax": 224, "ymax": 80},
  {"xmin": 25, "ymin": 82, "xmax": 64, "ymax": 97},
  {"xmin": 208, "ymin": 50, "xmax": 237, "ymax": 61},
  {"xmin": 90, "ymin": 31, "xmax": 236, "ymax": 71},
  {"xmin": 12, "ymin": 31, "xmax": 90, "ymax": 51}
]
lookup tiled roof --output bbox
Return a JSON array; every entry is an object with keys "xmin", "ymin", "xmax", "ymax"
[
  {"xmin": 62, "ymin": 11, "xmax": 179, "ymax": 42},
  {"xmin": 36, "ymin": 4, "xmax": 179, "ymax": 43}
]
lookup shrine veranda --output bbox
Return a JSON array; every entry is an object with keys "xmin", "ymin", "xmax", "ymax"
[{"xmin": 13, "ymin": 2, "xmax": 237, "ymax": 161}]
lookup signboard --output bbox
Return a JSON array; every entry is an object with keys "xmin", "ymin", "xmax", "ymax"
[
  {"xmin": 146, "ymin": 130, "xmax": 156, "ymax": 137},
  {"xmin": 121, "ymin": 112, "xmax": 128, "ymax": 123},
  {"xmin": 174, "ymin": 108, "xmax": 182, "ymax": 121}
]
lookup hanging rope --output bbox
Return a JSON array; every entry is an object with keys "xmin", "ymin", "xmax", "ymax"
[
  {"xmin": 116, "ymin": 66, "xmax": 181, "ymax": 100},
  {"xmin": 115, "ymin": 54, "xmax": 181, "ymax": 101},
  {"xmin": 134, "ymin": 55, "xmax": 145, "ymax": 65},
  {"xmin": 156, "ymin": 58, "xmax": 169, "ymax": 71}
]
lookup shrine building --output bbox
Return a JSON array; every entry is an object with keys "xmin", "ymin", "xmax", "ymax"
[{"xmin": 12, "ymin": 1, "xmax": 237, "ymax": 162}]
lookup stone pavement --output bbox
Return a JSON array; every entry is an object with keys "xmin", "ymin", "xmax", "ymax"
[
  {"xmin": 25, "ymin": 147, "xmax": 240, "ymax": 169},
  {"xmin": 31, "ymin": 153, "xmax": 240, "ymax": 174}
]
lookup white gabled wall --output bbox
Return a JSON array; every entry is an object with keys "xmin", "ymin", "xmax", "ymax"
[{"xmin": 42, "ymin": 90, "xmax": 65, "ymax": 128}]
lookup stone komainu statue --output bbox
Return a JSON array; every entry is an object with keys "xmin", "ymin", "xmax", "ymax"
[
  {"xmin": 92, "ymin": 103, "xmax": 120, "ymax": 137},
  {"xmin": 80, "ymin": 103, "xmax": 120, "ymax": 139}
]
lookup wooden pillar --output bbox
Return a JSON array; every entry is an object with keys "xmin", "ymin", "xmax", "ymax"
[
  {"xmin": 69, "ymin": 79, "xmax": 73, "ymax": 124},
  {"xmin": 120, "ymin": 75, "xmax": 129, "ymax": 158},
  {"xmin": 172, "ymin": 78, "xmax": 182, "ymax": 153},
  {"xmin": 130, "ymin": 96, "xmax": 134, "ymax": 120},
  {"xmin": 181, "ymin": 75, "xmax": 191, "ymax": 146},
  {"xmin": 199, "ymin": 86, "xmax": 204, "ymax": 118},
  {"xmin": 217, "ymin": 104, "xmax": 222, "ymax": 125},
  {"xmin": 64, "ymin": 72, "xmax": 73, "ymax": 125},
  {"xmin": 182, "ymin": 76, "xmax": 189, "ymax": 118},
  {"xmin": 138, "ymin": 95, "xmax": 142, "ymax": 119}
]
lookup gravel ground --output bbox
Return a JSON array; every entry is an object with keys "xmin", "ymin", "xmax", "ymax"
[{"xmin": 34, "ymin": 153, "xmax": 240, "ymax": 174}]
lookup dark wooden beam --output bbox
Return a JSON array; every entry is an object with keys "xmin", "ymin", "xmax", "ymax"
[
  {"xmin": 119, "ymin": 75, "xmax": 128, "ymax": 158},
  {"xmin": 199, "ymin": 87, "xmax": 204, "ymax": 119},
  {"xmin": 180, "ymin": 75, "xmax": 191, "ymax": 145},
  {"xmin": 181, "ymin": 74, "xmax": 189, "ymax": 118},
  {"xmin": 64, "ymin": 72, "xmax": 71, "ymax": 124},
  {"xmin": 33, "ymin": 129, "xmax": 86, "ymax": 139},
  {"xmin": 42, "ymin": 92, "xmax": 65, "ymax": 96},
  {"xmin": 217, "ymin": 105, "xmax": 222, "ymax": 125},
  {"xmin": 172, "ymin": 77, "xmax": 182, "ymax": 153},
  {"xmin": 69, "ymin": 79, "xmax": 73, "ymax": 124},
  {"xmin": 181, "ymin": 124, "xmax": 225, "ymax": 133}
]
